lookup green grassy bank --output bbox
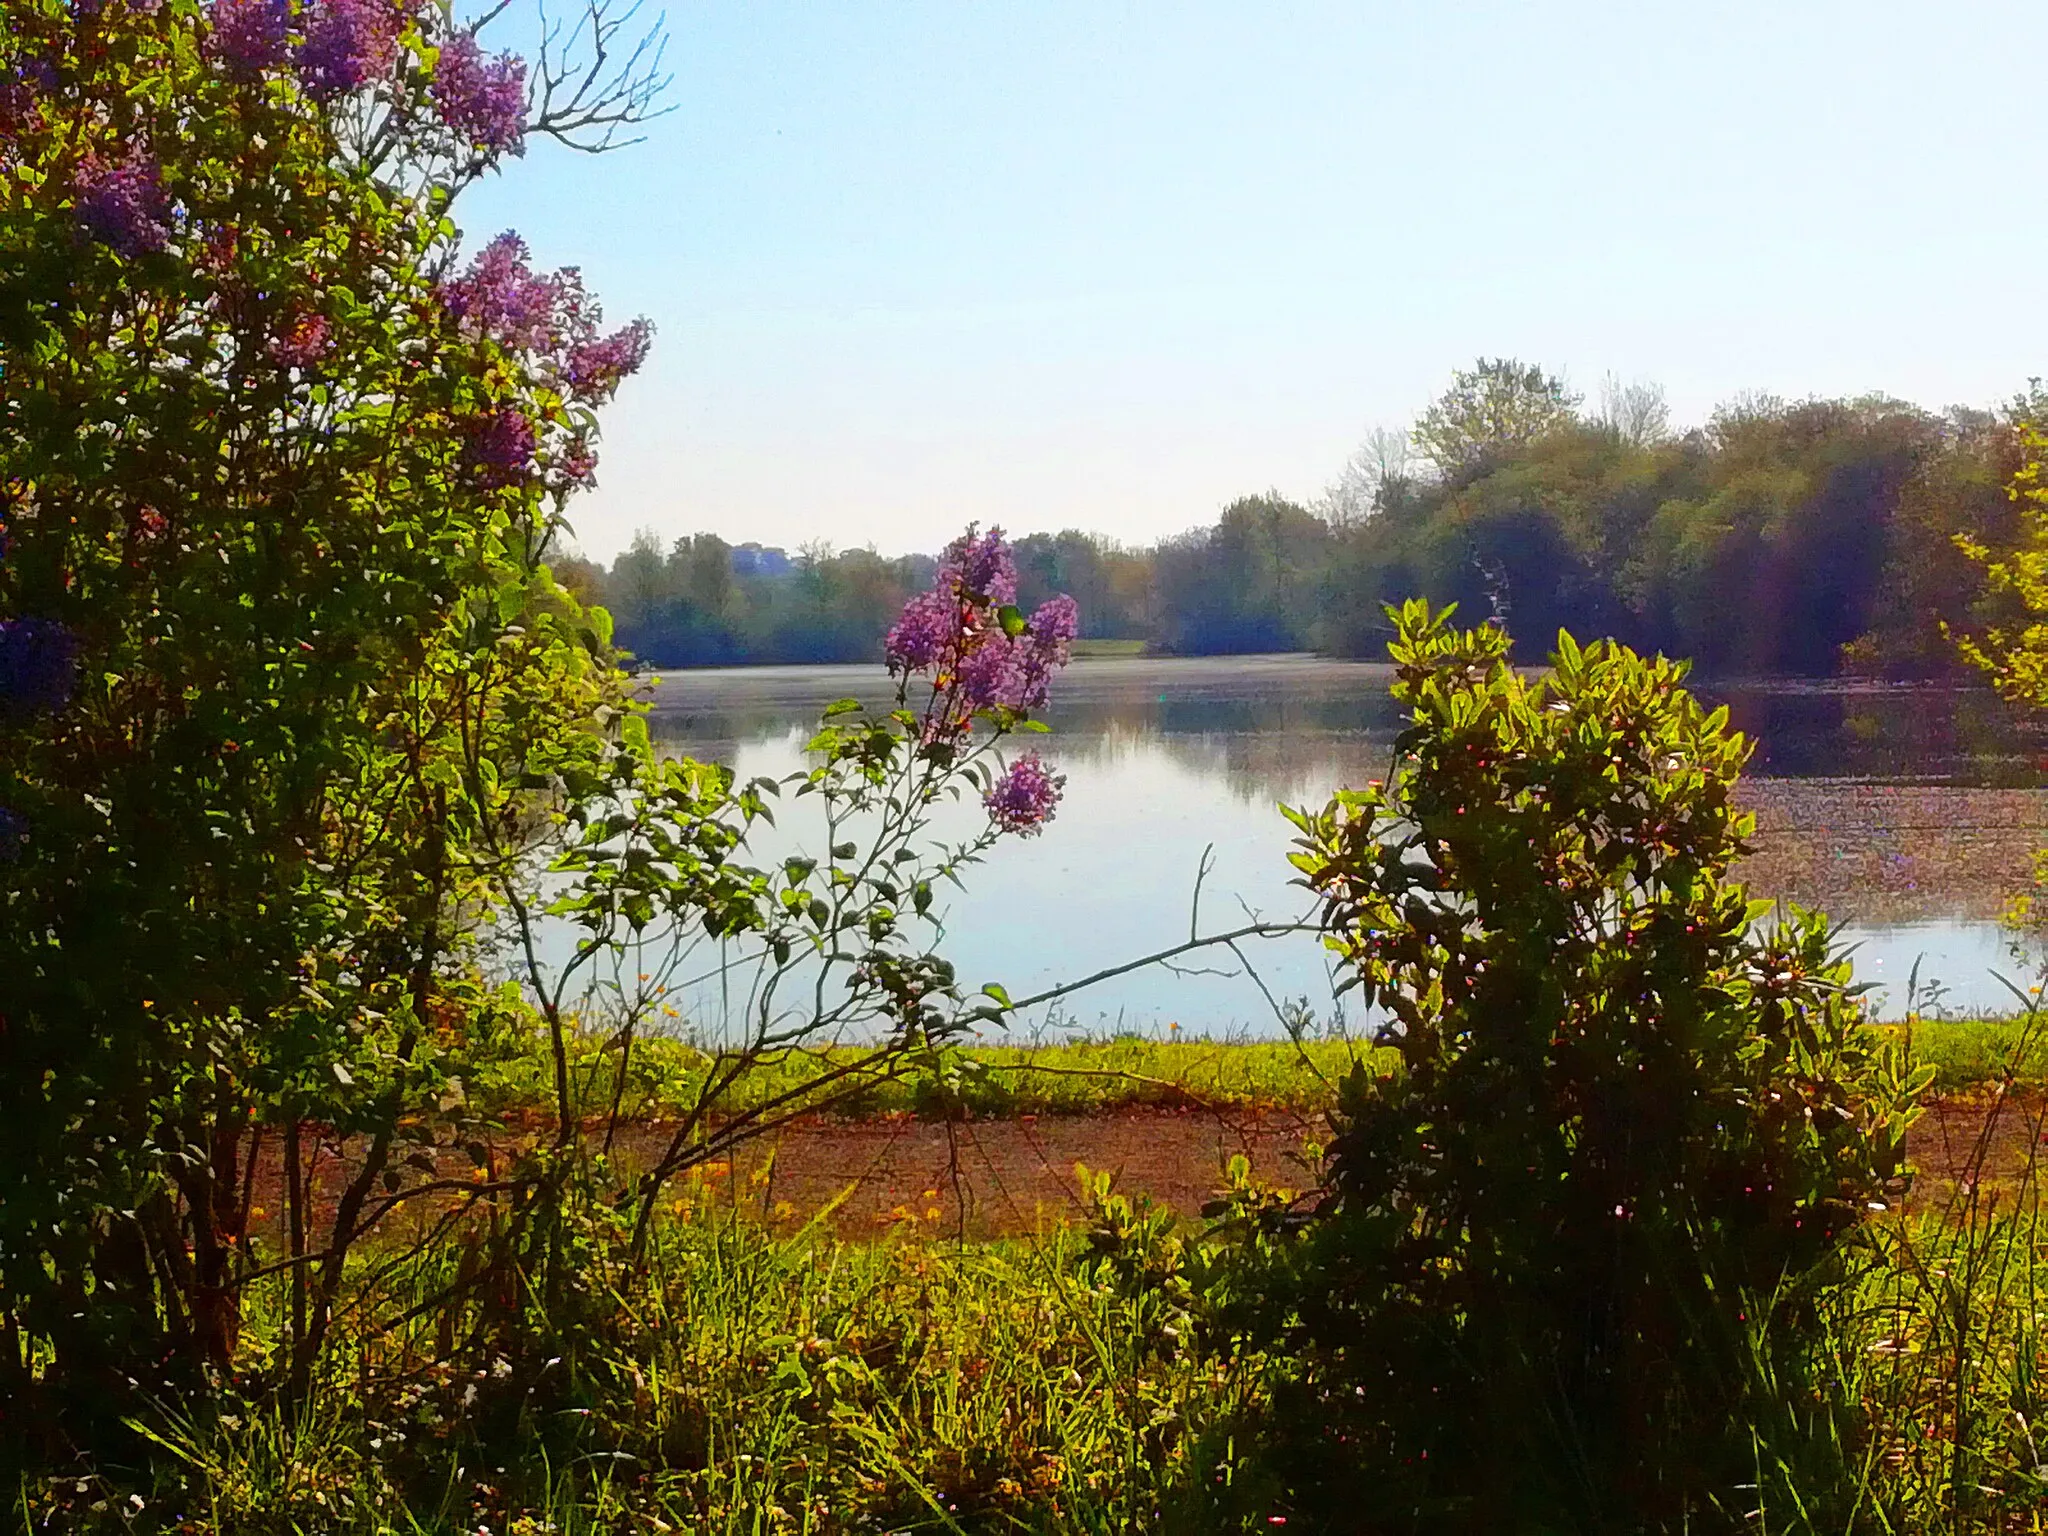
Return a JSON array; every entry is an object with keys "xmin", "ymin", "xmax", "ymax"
[{"xmin": 480, "ymin": 1016, "xmax": 2046, "ymax": 1128}]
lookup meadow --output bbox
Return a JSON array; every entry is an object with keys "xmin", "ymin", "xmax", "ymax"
[{"xmin": 22, "ymin": 1015, "xmax": 2048, "ymax": 1534}]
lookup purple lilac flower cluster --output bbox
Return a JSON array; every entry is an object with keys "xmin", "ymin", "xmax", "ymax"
[
  {"xmin": 432, "ymin": 31, "xmax": 525, "ymax": 155},
  {"xmin": 564, "ymin": 320, "xmax": 653, "ymax": 403},
  {"xmin": 942, "ymin": 525, "xmax": 1018, "ymax": 604},
  {"xmin": 883, "ymin": 587, "xmax": 959, "ymax": 673},
  {"xmin": 0, "ymin": 617, "xmax": 79, "ymax": 716},
  {"xmin": 556, "ymin": 435, "xmax": 599, "ymax": 489},
  {"xmin": 440, "ymin": 232, "xmax": 653, "ymax": 407},
  {"xmin": 985, "ymin": 753, "xmax": 1065, "ymax": 836},
  {"xmin": 268, "ymin": 310, "xmax": 331, "ymax": 368},
  {"xmin": 75, "ymin": 149, "xmax": 170, "ymax": 257},
  {"xmin": 440, "ymin": 233, "xmax": 565, "ymax": 349},
  {"xmin": 959, "ymin": 593, "xmax": 1077, "ymax": 711},
  {"xmin": 883, "ymin": 525, "xmax": 1017, "ymax": 675},
  {"xmin": 206, "ymin": 0, "xmax": 291, "ymax": 80},
  {"xmin": 296, "ymin": 0, "xmax": 404, "ymax": 101},
  {"xmin": 463, "ymin": 407, "xmax": 535, "ymax": 486},
  {"xmin": 0, "ymin": 57, "xmax": 57, "ymax": 145},
  {"xmin": 884, "ymin": 525, "xmax": 1082, "ymax": 725}
]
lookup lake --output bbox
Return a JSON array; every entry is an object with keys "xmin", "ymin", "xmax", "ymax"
[{"xmin": 630, "ymin": 655, "xmax": 2048, "ymax": 1033}]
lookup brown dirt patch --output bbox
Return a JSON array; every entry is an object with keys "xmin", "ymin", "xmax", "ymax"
[
  {"xmin": 248, "ymin": 1096, "xmax": 2048, "ymax": 1248},
  {"xmin": 1905, "ymin": 1090, "xmax": 2048, "ymax": 1204},
  {"xmin": 675, "ymin": 1104, "xmax": 1326, "ymax": 1239}
]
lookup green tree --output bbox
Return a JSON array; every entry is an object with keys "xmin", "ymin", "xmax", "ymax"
[
  {"xmin": 1151, "ymin": 492, "xmax": 1329, "ymax": 653},
  {"xmin": 1953, "ymin": 389, "xmax": 2048, "ymax": 707},
  {"xmin": 1412, "ymin": 356, "xmax": 1581, "ymax": 478}
]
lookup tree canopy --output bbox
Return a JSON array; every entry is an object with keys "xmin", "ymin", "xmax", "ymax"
[{"xmin": 583, "ymin": 374, "xmax": 2023, "ymax": 679}]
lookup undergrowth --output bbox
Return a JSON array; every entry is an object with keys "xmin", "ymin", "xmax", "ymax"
[{"xmin": 16, "ymin": 1209, "xmax": 1256, "ymax": 1535}]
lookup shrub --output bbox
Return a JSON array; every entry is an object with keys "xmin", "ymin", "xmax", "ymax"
[
  {"xmin": 1202, "ymin": 602, "xmax": 1929, "ymax": 1532},
  {"xmin": 0, "ymin": 0, "xmax": 659, "ymax": 1451}
]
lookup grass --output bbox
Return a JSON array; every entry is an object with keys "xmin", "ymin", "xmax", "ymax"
[
  {"xmin": 473, "ymin": 1028, "xmax": 1390, "ymax": 1127},
  {"xmin": 24, "ymin": 1210, "xmax": 1255, "ymax": 1534},
  {"xmin": 1067, "ymin": 638, "xmax": 1148, "ymax": 659},
  {"xmin": 477, "ymin": 1018, "xmax": 2042, "ymax": 1131},
  {"xmin": 22, "ymin": 1018, "xmax": 2048, "ymax": 1534},
  {"xmin": 1891, "ymin": 1014, "xmax": 2048, "ymax": 1094},
  {"xmin": 21, "ymin": 1017, "xmax": 2048, "ymax": 1533},
  {"xmin": 27, "ymin": 1128, "xmax": 2048, "ymax": 1535}
]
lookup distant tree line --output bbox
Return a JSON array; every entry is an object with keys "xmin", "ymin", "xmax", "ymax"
[{"xmin": 568, "ymin": 361, "xmax": 2035, "ymax": 676}]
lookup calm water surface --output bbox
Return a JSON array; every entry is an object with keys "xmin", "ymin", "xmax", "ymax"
[{"xmin": 632, "ymin": 656, "xmax": 2048, "ymax": 1031}]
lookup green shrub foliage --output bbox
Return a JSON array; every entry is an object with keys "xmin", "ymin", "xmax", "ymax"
[
  {"xmin": 0, "ymin": 0, "xmax": 653, "ymax": 1451},
  {"xmin": 1211, "ymin": 602, "xmax": 1929, "ymax": 1531}
]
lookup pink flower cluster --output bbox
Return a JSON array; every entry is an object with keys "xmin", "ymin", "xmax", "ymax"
[
  {"xmin": 463, "ymin": 407, "xmax": 535, "ymax": 486},
  {"xmin": 555, "ymin": 435, "xmax": 599, "ymax": 489},
  {"xmin": 199, "ymin": 0, "xmax": 529, "ymax": 152},
  {"xmin": 440, "ymin": 233, "xmax": 566, "ymax": 349},
  {"xmin": 440, "ymin": 233, "xmax": 652, "ymax": 406},
  {"xmin": 884, "ymin": 525, "xmax": 1081, "ymax": 724},
  {"xmin": 206, "ymin": 0, "xmax": 290, "ymax": 80},
  {"xmin": 985, "ymin": 752, "xmax": 1065, "ymax": 836},
  {"xmin": 564, "ymin": 321, "xmax": 654, "ymax": 404},
  {"xmin": 268, "ymin": 310, "xmax": 331, "ymax": 368},
  {"xmin": 433, "ymin": 31, "xmax": 526, "ymax": 155},
  {"xmin": 74, "ymin": 148, "xmax": 170, "ymax": 257},
  {"xmin": 295, "ymin": 0, "xmax": 405, "ymax": 100}
]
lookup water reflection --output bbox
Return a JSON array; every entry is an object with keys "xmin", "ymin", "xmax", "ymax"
[{"xmin": 638, "ymin": 657, "xmax": 2048, "ymax": 1025}]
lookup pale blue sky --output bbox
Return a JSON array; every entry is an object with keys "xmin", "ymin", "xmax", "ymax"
[{"xmin": 463, "ymin": 0, "xmax": 2045, "ymax": 562}]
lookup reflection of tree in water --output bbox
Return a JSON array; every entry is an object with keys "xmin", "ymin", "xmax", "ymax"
[
  {"xmin": 1047, "ymin": 722, "xmax": 1395, "ymax": 807},
  {"xmin": 639, "ymin": 662, "xmax": 2048, "ymax": 924},
  {"xmin": 1708, "ymin": 683, "xmax": 2047, "ymax": 786},
  {"xmin": 643, "ymin": 657, "xmax": 1411, "ymax": 800}
]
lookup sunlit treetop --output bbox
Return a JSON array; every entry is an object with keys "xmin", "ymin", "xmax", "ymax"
[{"xmin": 0, "ymin": 0, "xmax": 664, "ymax": 848}]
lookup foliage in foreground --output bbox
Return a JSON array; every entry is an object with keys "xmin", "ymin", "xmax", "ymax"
[
  {"xmin": 13, "ymin": 1125, "xmax": 2048, "ymax": 1536},
  {"xmin": 1196, "ymin": 604, "xmax": 1930, "ymax": 1531},
  {"xmin": 17, "ymin": 1208, "xmax": 1253, "ymax": 1535},
  {"xmin": 0, "ymin": 0, "xmax": 666, "ymax": 1444}
]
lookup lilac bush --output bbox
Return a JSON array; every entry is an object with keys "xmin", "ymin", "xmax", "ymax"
[
  {"xmin": 942, "ymin": 524, "xmax": 1019, "ymax": 605},
  {"xmin": 564, "ymin": 319, "xmax": 654, "ymax": 402},
  {"xmin": 441, "ymin": 232, "xmax": 655, "ymax": 403},
  {"xmin": 267, "ymin": 310, "xmax": 332, "ymax": 368},
  {"xmin": 534, "ymin": 525, "xmax": 1083, "ymax": 1260},
  {"xmin": 442, "ymin": 232, "xmax": 567, "ymax": 348},
  {"xmin": 876, "ymin": 524, "xmax": 1079, "ymax": 834},
  {"xmin": 433, "ymin": 30, "xmax": 527, "ymax": 154},
  {"xmin": 0, "ymin": 0, "xmax": 665, "ymax": 1412},
  {"xmin": 464, "ymin": 406, "xmax": 537, "ymax": 484},
  {"xmin": 205, "ymin": 0, "xmax": 291, "ymax": 80},
  {"xmin": 884, "ymin": 587, "xmax": 960, "ymax": 673}
]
